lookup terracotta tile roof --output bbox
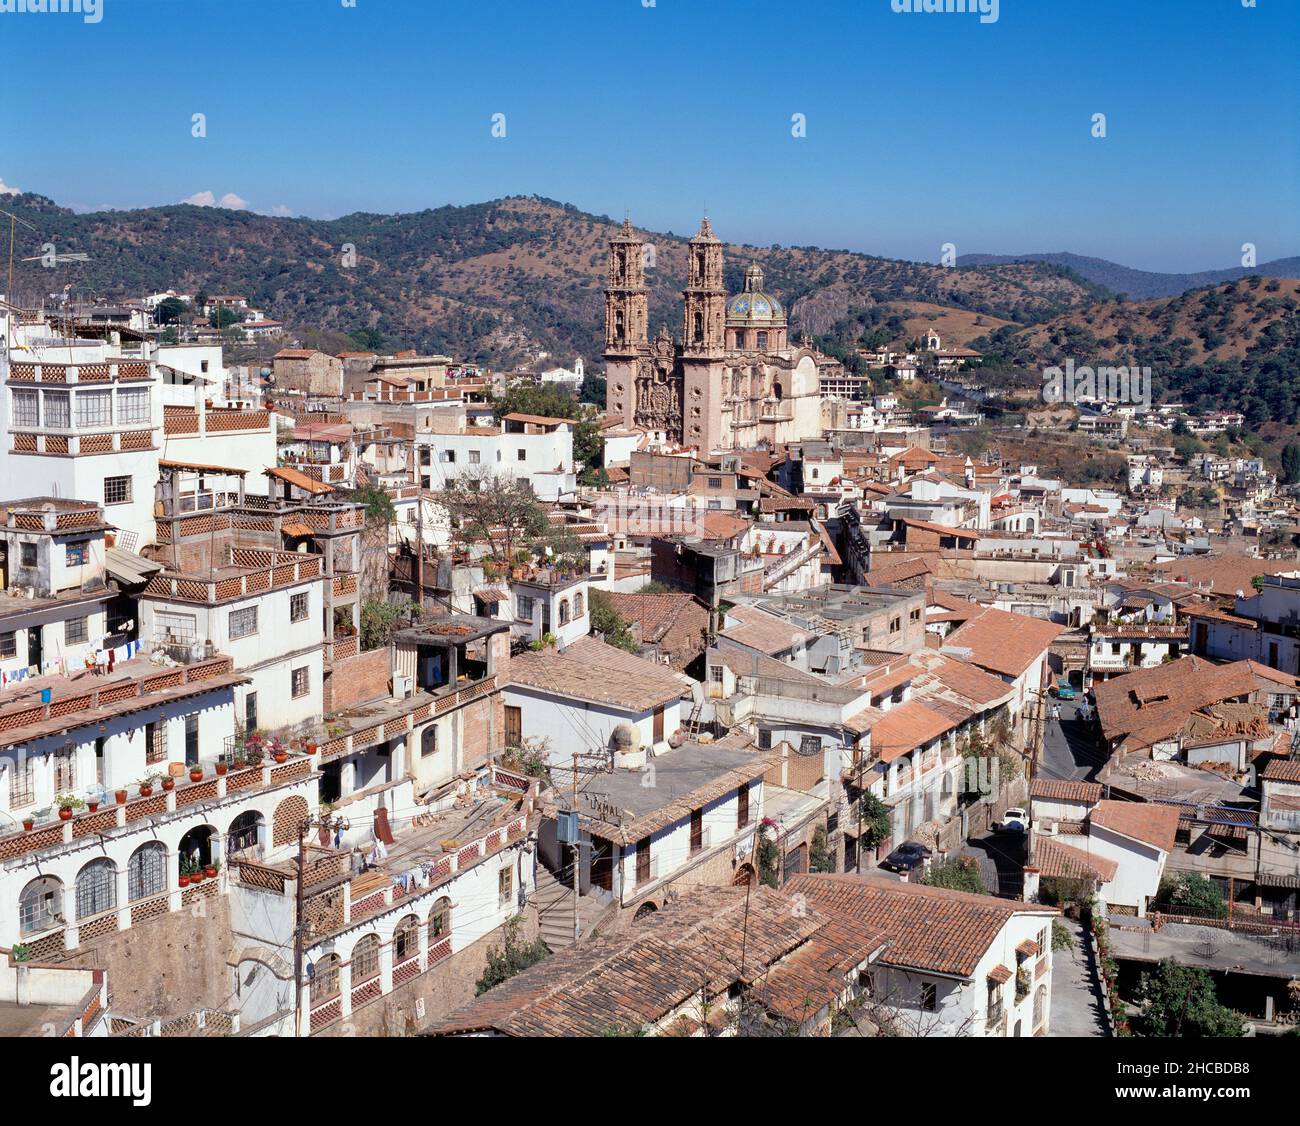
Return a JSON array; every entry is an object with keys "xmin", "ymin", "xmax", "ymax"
[
  {"xmin": 987, "ymin": 964, "xmax": 1013, "ymax": 984},
  {"xmin": 898, "ymin": 516, "xmax": 979, "ymax": 541},
  {"xmin": 1031, "ymin": 836, "xmax": 1119, "ymax": 883},
  {"xmin": 1091, "ymin": 656, "xmax": 1258, "ymax": 751},
  {"xmin": 265, "ymin": 465, "xmax": 335, "ymax": 495},
  {"xmin": 719, "ymin": 605, "xmax": 814, "ymax": 655},
  {"xmin": 1088, "ymin": 800, "xmax": 1180, "ymax": 854},
  {"xmin": 943, "ymin": 608, "xmax": 1066, "ymax": 679},
  {"xmin": 1030, "ymin": 778, "xmax": 1103, "ymax": 803},
  {"xmin": 1243, "ymin": 661, "xmax": 1300, "ymax": 690},
  {"xmin": 603, "ymin": 591, "xmax": 707, "ymax": 645},
  {"xmin": 1151, "ymin": 554, "xmax": 1300, "ymax": 596},
  {"xmin": 506, "ymin": 636, "xmax": 685, "ymax": 713},
  {"xmin": 864, "ymin": 555, "xmax": 933, "ymax": 585},
  {"xmin": 868, "ymin": 700, "xmax": 957, "ymax": 762},
  {"xmin": 1016, "ymin": 939, "xmax": 1040, "ymax": 957},
  {"xmin": 1263, "ymin": 758, "xmax": 1300, "ymax": 783},
  {"xmin": 918, "ymin": 654, "xmax": 1015, "ymax": 707},
  {"xmin": 699, "ymin": 511, "xmax": 750, "ymax": 542},
  {"xmin": 502, "ymin": 412, "xmax": 574, "ymax": 426},
  {"xmin": 786, "ymin": 874, "xmax": 1057, "ymax": 979},
  {"xmin": 427, "ymin": 886, "xmax": 882, "ymax": 1036}
]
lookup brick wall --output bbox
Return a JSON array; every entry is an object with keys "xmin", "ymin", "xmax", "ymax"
[{"xmin": 326, "ymin": 647, "xmax": 391, "ymax": 712}]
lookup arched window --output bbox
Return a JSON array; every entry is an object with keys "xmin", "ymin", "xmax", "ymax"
[
  {"xmin": 75, "ymin": 858, "xmax": 117, "ymax": 920},
  {"xmin": 310, "ymin": 953, "xmax": 340, "ymax": 1004},
  {"xmin": 351, "ymin": 933, "xmax": 380, "ymax": 983},
  {"xmin": 1033, "ymin": 984, "xmax": 1047, "ymax": 1029},
  {"xmin": 429, "ymin": 896, "xmax": 452, "ymax": 941},
  {"xmin": 614, "ymin": 310, "xmax": 625, "ymax": 343},
  {"xmin": 393, "ymin": 915, "xmax": 420, "ymax": 964},
  {"xmin": 558, "ymin": 598, "xmax": 570, "ymax": 626},
  {"xmin": 573, "ymin": 591, "xmax": 584, "ymax": 618},
  {"xmin": 227, "ymin": 810, "xmax": 263, "ymax": 860},
  {"xmin": 19, "ymin": 876, "xmax": 63, "ymax": 936},
  {"xmin": 127, "ymin": 842, "xmax": 167, "ymax": 902},
  {"xmin": 693, "ymin": 312, "xmax": 704, "ymax": 343}
]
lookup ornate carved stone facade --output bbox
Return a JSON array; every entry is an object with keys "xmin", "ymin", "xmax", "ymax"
[{"xmin": 604, "ymin": 217, "xmax": 825, "ymax": 453}]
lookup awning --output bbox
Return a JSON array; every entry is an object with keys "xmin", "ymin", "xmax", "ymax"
[
  {"xmin": 105, "ymin": 546, "xmax": 164, "ymax": 586},
  {"xmin": 987, "ymin": 964, "xmax": 1013, "ymax": 984},
  {"xmin": 282, "ymin": 522, "xmax": 314, "ymax": 538}
]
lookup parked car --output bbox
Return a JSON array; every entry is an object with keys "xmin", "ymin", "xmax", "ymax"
[
  {"xmin": 880, "ymin": 841, "xmax": 932, "ymax": 873},
  {"xmin": 1051, "ymin": 679, "xmax": 1077, "ymax": 700},
  {"xmin": 997, "ymin": 807, "xmax": 1029, "ymax": 833}
]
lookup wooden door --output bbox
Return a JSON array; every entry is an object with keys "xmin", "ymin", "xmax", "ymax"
[
  {"xmin": 504, "ymin": 705, "xmax": 522, "ymax": 748},
  {"xmin": 636, "ymin": 837, "xmax": 650, "ymax": 885},
  {"xmin": 653, "ymin": 706, "xmax": 664, "ymax": 744}
]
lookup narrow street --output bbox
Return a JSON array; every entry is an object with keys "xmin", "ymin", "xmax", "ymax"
[
  {"xmin": 1036, "ymin": 698, "xmax": 1109, "ymax": 782},
  {"xmin": 1049, "ymin": 918, "xmax": 1110, "ymax": 1037}
]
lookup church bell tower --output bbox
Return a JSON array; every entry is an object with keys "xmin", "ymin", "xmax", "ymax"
[{"xmin": 682, "ymin": 217, "xmax": 726, "ymax": 356}]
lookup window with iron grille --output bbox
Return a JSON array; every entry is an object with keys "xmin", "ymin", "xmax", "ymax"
[
  {"xmin": 0, "ymin": 631, "xmax": 15, "ymax": 659},
  {"xmin": 146, "ymin": 721, "xmax": 167, "ymax": 764},
  {"xmin": 104, "ymin": 475, "xmax": 132, "ymax": 506},
  {"xmin": 156, "ymin": 611, "xmax": 196, "ymax": 642},
  {"xmin": 19, "ymin": 877, "xmax": 62, "ymax": 935},
  {"xmin": 75, "ymin": 390, "xmax": 112, "ymax": 428},
  {"xmin": 498, "ymin": 866, "xmax": 513, "ymax": 907},
  {"xmin": 127, "ymin": 843, "xmax": 166, "ymax": 902},
  {"xmin": 350, "ymin": 934, "xmax": 380, "ymax": 982},
  {"xmin": 291, "ymin": 666, "xmax": 309, "ymax": 698},
  {"xmin": 75, "ymin": 858, "xmax": 117, "ymax": 919},
  {"xmin": 737, "ymin": 784, "xmax": 750, "ymax": 828},
  {"xmin": 429, "ymin": 897, "xmax": 451, "ymax": 939},
  {"xmin": 228, "ymin": 605, "xmax": 258, "ymax": 640},
  {"xmin": 290, "ymin": 592, "xmax": 309, "ymax": 622},
  {"xmin": 11, "ymin": 389, "xmax": 37, "ymax": 427},
  {"xmin": 64, "ymin": 617, "xmax": 88, "ymax": 645},
  {"xmin": 54, "ymin": 746, "xmax": 76, "ymax": 792},
  {"xmin": 394, "ymin": 916, "xmax": 420, "ymax": 962},
  {"xmin": 117, "ymin": 387, "xmax": 151, "ymax": 424},
  {"xmin": 310, "ymin": 955, "xmax": 341, "ymax": 1004},
  {"xmin": 10, "ymin": 754, "xmax": 35, "ymax": 807}
]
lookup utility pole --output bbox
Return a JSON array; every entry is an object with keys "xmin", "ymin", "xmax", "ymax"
[
  {"xmin": 292, "ymin": 820, "xmax": 307, "ymax": 1038},
  {"xmin": 571, "ymin": 751, "xmax": 580, "ymax": 943},
  {"xmin": 411, "ymin": 436, "xmax": 424, "ymax": 613}
]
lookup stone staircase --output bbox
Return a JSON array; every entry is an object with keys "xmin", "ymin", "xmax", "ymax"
[{"xmin": 533, "ymin": 863, "xmax": 605, "ymax": 951}]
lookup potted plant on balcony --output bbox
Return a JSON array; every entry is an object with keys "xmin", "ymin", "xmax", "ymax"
[
  {"xmin": 21, "ymin": 815, "xmax": 34, "ymax": 831},
  {"xmin": 161, "ymin": 774, "xmax": 175, "ymax": 791},
  {"xmin": 189, "ymin": 763, "xmax": 204, "ymax": 783},
  {"xmin": 86, "ymin": 798, "xmax": 99, "ymax": 813},
  {"xmin": 55, "ymin": 795, "xmax": 84, "ymax": 821},
  {"xmin": 216, "ymin": 759, "xmax": 228, "ymax": 776},
  {"xmin": 204, "ymin": 860, "xmax": 219, "ymax": 879},
  {"xmin": 268, "ymin": 737, "xmax": 288, "ymax": 764},
  {"xmin": 114, "ymin": 788, "xmax": 128, "ymax": 805},
  {"xmin": 138, "ymin": 773, "xmax": 161, "ymax": 798}
]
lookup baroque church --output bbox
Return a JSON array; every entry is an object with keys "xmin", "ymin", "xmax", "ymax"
[{"xmin": 603, "ymin": 217, "xmax": 824, "ymax": 452}]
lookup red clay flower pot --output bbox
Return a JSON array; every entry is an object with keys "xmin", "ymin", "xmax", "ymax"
[
  {"xmin": 139, "ymin": 785, "xmax": 153, "ymax": 798},
  {"xmin": 58, "ymin": 808, "xmax": 73, "ymax": 821},
  {"xmin": 115, "ymin": 790, "xmax": 128, "ymax": 804},
  {"xmin": 178, "ymin": 875, "xmax": 190, "ymax": 888},
  {"xmin": 273, "ymin": 751, "xmax": 288, "ymax": 764},
  {"xmin": 162, "ymin": 778, "xmax": 175, "ymax": 791},
  {"xmin": 204, "ymin": 865, "xmax": 217, "ymax": 878},
  {"xmin": 87, "ymin": 801, "xmax": 99, "ymax": 813},
  {"xmin": 216, "ymin": 762, "xmax": 228, "ymax": 776},
  {"xmin": 22, "ymin": 818, "xmax": 34, "ymax": 831},
  {"xmin": 189, "ymin": 769, "xmax": 203, "ymax": 783}
]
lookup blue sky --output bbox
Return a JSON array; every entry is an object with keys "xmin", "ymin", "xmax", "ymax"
[{"xmin": 1, "ymin": 0, "xmax": 1296, "ymax": 272}]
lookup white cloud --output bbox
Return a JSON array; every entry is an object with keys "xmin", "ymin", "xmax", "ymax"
[
  {"xmin": 267, "ymin": 204, "xmax": 293, "ymax": 218},
  {"xmin": 0, "ymin": 177, "xmax": 20, "ymax": 196},
  {"xmin": 181, "ymin": 190, "xmax": 250, "ymax": 210}
]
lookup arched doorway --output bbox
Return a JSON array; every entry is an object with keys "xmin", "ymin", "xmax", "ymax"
[
  {"xmin": 127, "ymin": 842, "xmax": 167, "ymax": 902},
  {"xmin": 19, "ymin": 876, "xmax": 63, "ymax": 936},
  {"xmin": 179, "ymin": 824, "xmax": 218, "ymax": 872},
  {"xmin": 732, "ymin": 862, "xmax": 756, "ymax": 887},
  {"xmin": 226, "ymin": 810, "xmax": 265, "ymax": 861},
  {"xmin": 632, "ymin": 901, "xmax": 658, "ymax": 922},
  {"xmin": 273, "ymin": 795, "xmax": 309, "ymax": 848}
]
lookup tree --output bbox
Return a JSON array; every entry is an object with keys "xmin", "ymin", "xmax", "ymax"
[
  {"xmin": 589, "ymin": 589, "xmax": 639, "ymax": 653},
  {"xmin": 360, "ymin": 598, "xmax": 412, "ymax": 651},
  {"xmin": 922, "ymin": 857, "xmax": 986, "ymax": 895},
  {"xmin": 1155, "ymin": 872, "xmax": 1227, "ymax": 919},
  {"xmin": 348, "ymin": 326, "xmax": 384, "ymax": 352},
  {"xmin": 1132, "ymin": 961, "xmax": 1245, "ymax": 1037},
  {"xmin": 1282, "ymin": 440, "xmax": 1300, "ymax": 485},
  {"xmin": 435, "ymin": 468, "xmax": 583, "ymax": 569},
  {"xmin": 808, "ymin": 825, "xmax": 835, "ymax": 873},
  {"xmin": 208, "ymin": 306, "xmax": 242, "ymax": 330},
  {"xmin": 475, "ymin": 914, "xmax": 551, "ymax": 995},
  {"xmin": 156, "ymin": 296, "xmax": 187, "ymax": 324},
  {"xmin": 756, "ymin": 820, "xmax": 780, "ymax": 888},
  {"xmin": 856, "ymin": 792, "xmax": 891, "ymax": 849},
  {"xmin": 350, "ymin": 483, "xmax": 395, "ymax": 524}
]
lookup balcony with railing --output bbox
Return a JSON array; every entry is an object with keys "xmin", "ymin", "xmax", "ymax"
[{"xmin": 142, "ymin": 550, "xmax": 323, "ymax": 604}]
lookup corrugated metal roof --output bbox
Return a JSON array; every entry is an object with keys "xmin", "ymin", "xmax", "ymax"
[{"xmin": 105, "ymin": 546, "xmax": 164, "ymax": 586}]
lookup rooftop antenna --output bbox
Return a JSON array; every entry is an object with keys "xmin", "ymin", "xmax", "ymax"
[{"xmin": 1, "ymin": 205, "xmax": 38, "ymax": 351}]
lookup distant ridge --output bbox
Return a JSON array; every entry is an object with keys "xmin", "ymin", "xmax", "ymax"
[{"xmin": 958, "ymin": 251, "xmax": 1300, "ymax": 301}]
